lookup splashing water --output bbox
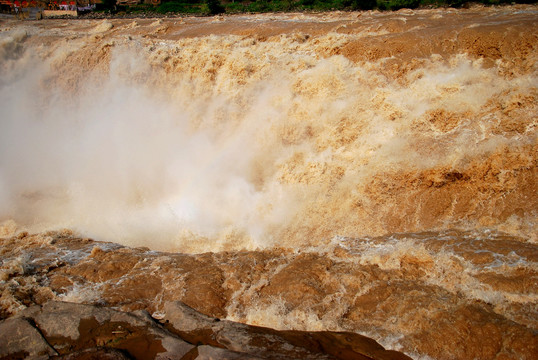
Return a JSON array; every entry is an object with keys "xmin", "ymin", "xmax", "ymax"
[
  {"xmin": 1, "ymin": 9, "xmax": 536, "ymax": 252},
  {"xmin": 0, "ymin": 8, "xmax": 537, "ymax": 359}
]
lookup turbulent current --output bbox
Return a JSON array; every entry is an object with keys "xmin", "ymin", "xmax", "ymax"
[{"xmin": 0, "ymin": 6, "xmax": 537, "ymax": 360}]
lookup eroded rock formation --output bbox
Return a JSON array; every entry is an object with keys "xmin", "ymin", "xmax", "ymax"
[{"xmin": 1, "ymin": 300, "xmax": 411, "ymax": 359}]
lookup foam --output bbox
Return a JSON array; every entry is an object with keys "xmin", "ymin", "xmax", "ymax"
[{"xmin": 0, "ymin": 11, "xmax": 536, "ymax": 252}]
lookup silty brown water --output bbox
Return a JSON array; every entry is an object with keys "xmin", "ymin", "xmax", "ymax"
[{"xmin": 0, "ymin": 6, "xmax": 537, "ymax": 359}]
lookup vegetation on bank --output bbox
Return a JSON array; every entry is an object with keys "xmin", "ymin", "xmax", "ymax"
[{"xmin": 99, "ymin": 0, "xmax": 536, "ymax": 16}]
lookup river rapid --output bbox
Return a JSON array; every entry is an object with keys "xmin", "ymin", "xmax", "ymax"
[{"xmin": 0, "ymin": 6, "xmax": 537, "ymax": 359}]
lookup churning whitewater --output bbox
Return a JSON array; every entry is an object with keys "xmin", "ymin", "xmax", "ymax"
[{"xmin": 0, "ymin": 6, "xmax": 537, "ymax": 360}]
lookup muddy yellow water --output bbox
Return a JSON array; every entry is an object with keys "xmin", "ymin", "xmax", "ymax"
[{"xmin": 0, "ymin": 6, "xmax": 537, "ymax": 359}]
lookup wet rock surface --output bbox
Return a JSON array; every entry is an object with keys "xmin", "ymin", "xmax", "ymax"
[
  {"xmin": 1, "ymin": 300, "xmax": 410, "ymax": 359},
  {"xmin": 163, "ymin": 301, "xmax": 412, "ymax": 360},
  {"xmin": 0, "ymin": 317, "xmax": 58, "ymax": 358},
  {"xmin": 0, "ymin": 231, "xmax": 536, "ymax": 359}
]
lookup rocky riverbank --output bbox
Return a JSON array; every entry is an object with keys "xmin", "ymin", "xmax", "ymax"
[
  {"xmin": 1, "ymin": 230, "xmax": 537, "ymax": 359},
  {"xmin": 1, "ymin": 300, "xmax": 412, "ymax": 359}
]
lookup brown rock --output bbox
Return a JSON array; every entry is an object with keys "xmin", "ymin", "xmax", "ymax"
[
  {"xmin": 15, "ymin": 301, "xmax": 195, "ymax": 359},
  {"xmin": 1, "ymin": 299, "xmax": 412, "ymax": 359},
  {"xmin": 0, "ymin": 317, "xmax": 58, "ymax": 359},
  {"xmin": 195, "ymin": 345, "xmax": 263, "ymax": 360},
  {"xmin": 54, "ymin": 348, "xmax": 132, "ymax": 360},
  {"xmin": 163, "ymin": 301, "xmax": 412, "ymax": 360}
]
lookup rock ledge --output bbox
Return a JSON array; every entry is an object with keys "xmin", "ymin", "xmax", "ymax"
[{"xmin": 0, "ymin": 300, "xmax": 411, "ymax": 359}]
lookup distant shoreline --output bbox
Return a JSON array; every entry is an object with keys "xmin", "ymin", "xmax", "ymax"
[
  {"xmin": 1, "ymin": 2, "xmax": 535, "ymax": 21},
  {"xmin": 79, "ymin": 2, "xmax": 538, "ymax": 20}
]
